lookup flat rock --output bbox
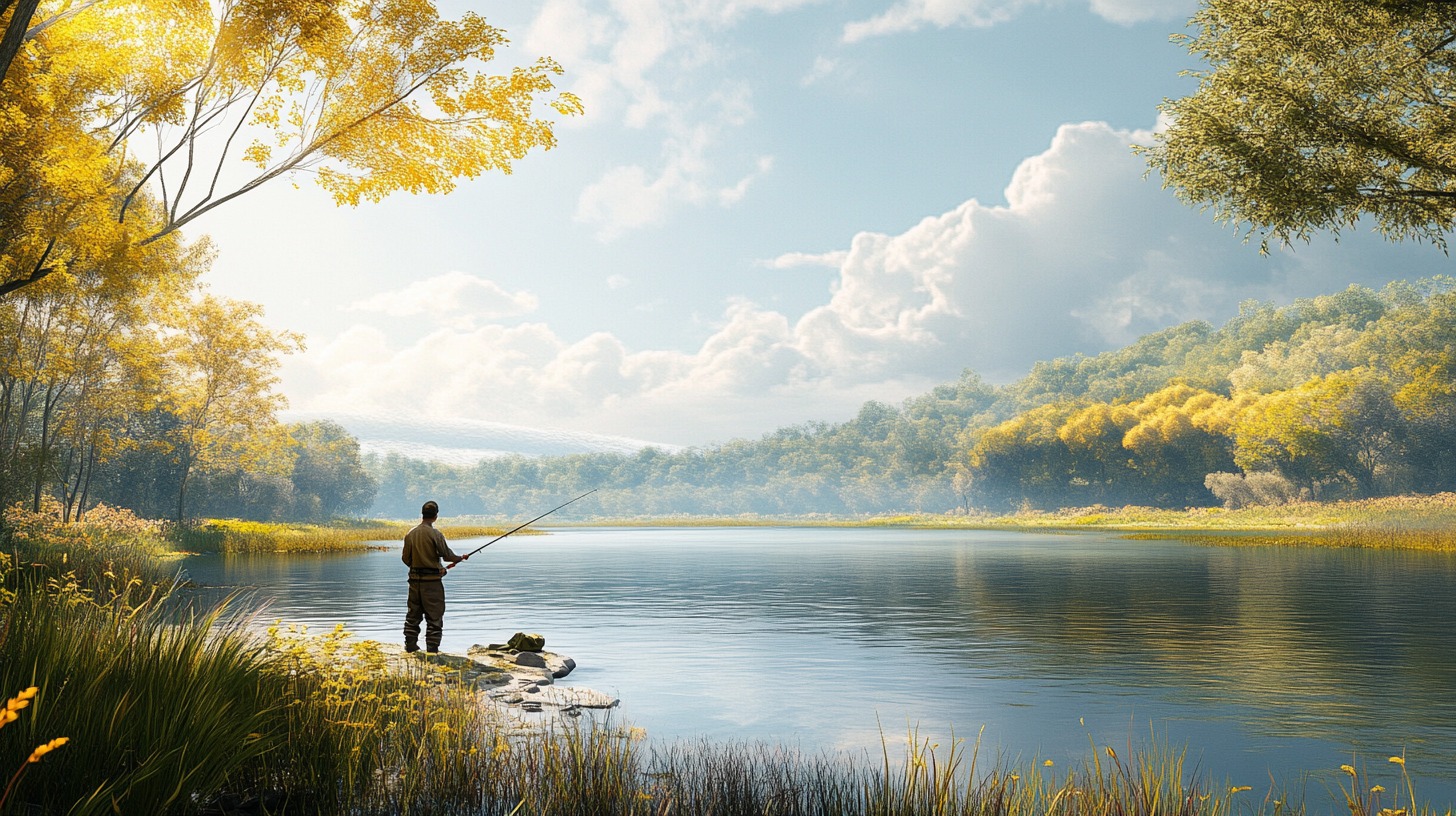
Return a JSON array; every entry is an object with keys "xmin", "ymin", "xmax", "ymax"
[{"xmin": 358, "ymin": 637, "xmax": 608, "ymax": 721}]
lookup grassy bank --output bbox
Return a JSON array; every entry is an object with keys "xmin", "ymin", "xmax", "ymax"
[
  {"xmin": 4, "ymin": 500, "xmax": 1454, "ymax": 813},
  {"xmin": 568, "ymin": 494, "xmax": 1456, "ymax": 552},
  {"xmin": 173, "ymin": 518, "xmax": 525, "ymax": 553}
]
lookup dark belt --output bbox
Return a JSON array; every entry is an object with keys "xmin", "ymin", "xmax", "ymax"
[{"xmin": 409, "ymin": 567, "xmax": 443, "ymax": 577}]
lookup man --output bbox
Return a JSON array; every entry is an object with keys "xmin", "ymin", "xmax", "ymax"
[{"xmin": 401, "ymin": 500, "xmax": 466, "ymax": 653}]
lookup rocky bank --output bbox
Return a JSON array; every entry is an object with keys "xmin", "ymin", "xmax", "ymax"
[{"xmin": 378, "ymin": 631, "xmax": 619, "ymax": 718}]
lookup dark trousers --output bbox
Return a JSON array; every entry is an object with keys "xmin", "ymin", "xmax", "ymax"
[{"xmin": 404, "ymin": 579, "xmax": 447, "ymax": 652}]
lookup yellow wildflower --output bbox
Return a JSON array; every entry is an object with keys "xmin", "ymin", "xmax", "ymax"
[
  {"xmin": 27, "ymin": 737, "xmax": 68, "ymax": 763},
  {"xmin": 1231, "ymin": 786, "xmax": 1252, "ymax": 794},
  {"xmin": 6, "ymin": 687, "xmax": 37, "ymax": 712},
  {"xmin": 1371, "ymin": 785, "xmax": 1386, "ymax": 793},
  {"xmin": 1044, "ymin": 759, "xmax": 1054, "ymax": 767},
  {"xmin": 1389, "ymin": 756, "xmax": 1406, "ymax": 766}
]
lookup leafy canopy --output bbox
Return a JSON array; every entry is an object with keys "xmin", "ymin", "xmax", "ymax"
[
  {"xmin": 1143, "ymin": 0, "xmax": 1456, "ymax": 249},
  {"xmin": 0, "ymin": 0, "xmax": 581, "ymax": 295}
]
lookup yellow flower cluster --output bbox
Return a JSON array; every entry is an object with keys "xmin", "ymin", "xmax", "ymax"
[
  {"xmin": 1, "ymin": 687, "xmax": 37, "ymax": 727},
  {"xmin": 0, "ymin": 686, "xmax": 69, "ymax": 813},
  {"xmin": 26, "ymin": 738, "xmax": 68, "ymax": 764}
]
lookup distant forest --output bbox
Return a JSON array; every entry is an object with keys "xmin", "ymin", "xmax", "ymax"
[
  {"xmin": 8, "ymin": 277, "xmax": 1452, "ymax": 523},
  {"xmin": 365, "ymin": 278, "xmax": 1456, "ymax": 519}
]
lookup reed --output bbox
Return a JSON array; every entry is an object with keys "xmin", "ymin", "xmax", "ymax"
[
  {"xmin": 3, "ymin": 498, "xmax": 178, "ymax": 589},
  {"xmin": 173, "ymin": 518, "xmax": 519, "ymax": 553},
  {"xmin": 0, "ymin": 582, "xmax": 276, "ymax": 814}
]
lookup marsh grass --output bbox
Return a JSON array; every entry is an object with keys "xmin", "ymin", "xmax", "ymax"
[
  {"xmin": 4, "ymin": 497, "xmax": 179, "ymax": 588},
  {"xmin": 173, "ymin": 518, "xmax": 520, "ymax": 553},
  {"xmin": 0, "ymin": 580, "xmax": 276, "ymax": 814},
  {"xmin": 562, "ymin": 495, "xmax": 1456, "ymax": 553}
]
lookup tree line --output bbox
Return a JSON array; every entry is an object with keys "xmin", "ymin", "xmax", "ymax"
[{"xmin": 366, "ymin": 280, "xmax": 1456, "ymax": 519}]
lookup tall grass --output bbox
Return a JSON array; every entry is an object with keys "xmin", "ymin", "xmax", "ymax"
[
  {"xmin": 4, "ymin": 497, "xmax": 178, "ymax": 588},
  {"xmin": 173, "ymin": 518, "xmax": 519, "ymax": 553},
  {"xmin": 0, "ymin": 581, "xmax": 276, "ymax": 814}
]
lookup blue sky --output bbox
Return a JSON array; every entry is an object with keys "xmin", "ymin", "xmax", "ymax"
[{"xmin": 197, "ymin": 0, "xmax": 1455, "ymax": 456}]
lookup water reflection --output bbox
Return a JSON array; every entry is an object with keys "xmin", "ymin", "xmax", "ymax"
[{"xmin": 182, "ymin": 528, "xmax": 1456, "ymax": 802}]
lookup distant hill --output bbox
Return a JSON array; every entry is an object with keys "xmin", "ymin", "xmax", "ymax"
[{"xmin": 366, "ymin": 279, "xmax": 1456, "ymax": 518}]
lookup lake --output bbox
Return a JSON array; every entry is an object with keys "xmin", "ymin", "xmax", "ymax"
[{"xmin": 182, "ymin": 527, "xmax": 1456, "ymax": 803}]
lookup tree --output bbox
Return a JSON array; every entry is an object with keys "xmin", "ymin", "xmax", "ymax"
[
  {"xmin": 1144, "ymin": 0, "xmax": 1456, "ymax": 248},
  {"xmin": 288, "ymin": 419, "xmax": 376, "ymax": 519},
  {"xmin": 1, "ymin": 0, "xmax": 582, "ymax": 296},
  {"xmin": 1231, "ymin": 370, "xmax": 1407, "ymax": 497},
  {"xmin": 0, "ymin": 0, "xmax": 41, "ymax": 87},
  {"xmin": 165, "ymin": 294, "xmax": 301, "ymax": 522}
]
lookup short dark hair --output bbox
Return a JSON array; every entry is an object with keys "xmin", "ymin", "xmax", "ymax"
[{"xmin": 421, "ymin": 501, "xmax": 439, "ymax": 520}]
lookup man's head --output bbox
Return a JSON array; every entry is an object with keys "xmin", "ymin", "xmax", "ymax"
[{"xmin": 422, "ymin": 500, "xmax": 439, "ymax": 521}]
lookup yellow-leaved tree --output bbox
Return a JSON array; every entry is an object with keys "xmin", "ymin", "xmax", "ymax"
[
  {"xmin": 166, "ymin": 294, "xmax": 302, "ymax": 523},
  {"xmin": 0, "ymin": 0, "xmax": 582, "ymax": 296}
]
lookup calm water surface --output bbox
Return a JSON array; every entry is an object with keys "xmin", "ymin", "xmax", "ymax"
[{"xmin": 183, "ymin": 527, "xmax": 1456, "ymax": 801}]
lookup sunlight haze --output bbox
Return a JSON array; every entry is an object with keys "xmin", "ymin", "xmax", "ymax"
[{"xmin": 198, "ymin": 0, "xmax": 1455, "ymax": 452}]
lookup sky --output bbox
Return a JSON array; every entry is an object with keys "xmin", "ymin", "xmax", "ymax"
[{"xmin": 196, "ymin": 0, "xmax": 1456, "ymax": 460}]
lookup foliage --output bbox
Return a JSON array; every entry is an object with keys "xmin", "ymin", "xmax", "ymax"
[
  {"xmin": 165, "ymin": 295, "xmax": 302, "ymax": 522},
  {"xmin": 1143, "ymin": 0, "xmax": 1456, "ymax": 249},
  {"xmin": 288, "ymin": 420, "xmax": 377, "ymax": 520},
  {"xmin": 360, "ymin": 283, "xmax": 1456, "ymax": 518},
  {"xmin": 1204, "ymin": 471, "xmax": 1306, "ymax": 509},
  {"xmin": 2, "ymin": 495, "xmax": 176, "ymax": 588},
  {"xmin": 0, "ymin": 0, "xmax": 580, "ymax": 297}
]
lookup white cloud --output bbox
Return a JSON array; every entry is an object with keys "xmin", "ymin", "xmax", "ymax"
[
  {"xmin": 292, "ymin": 119, "xmax": 1447, "ymax": 446},
  {"xmin": 1089, "ymin": 0, "xmax": 1195, "ymax": 25},
  {"xmin": 576, "ymin": 85, "xmax": 771, "ymax": 239},
  {"xmin": 345, "ymin": 272, "xmax": 539, "ymax": 327},
  {"xmin": 607, "ymin": 274, "xmax": 631, "ymax": 289},
  {"xmin": 843, "ymin": 0, "xmax": 1195, "ymax": 42},
  {"xmin": 760, "ymin": 250, "xmax": 850, "ymax": 269},
  {"xmin": 523, "ymin": 2, "xmax": 815, "ymax": 239},
  {"xmin": 801, "ymin": 56, "xmax": 840, "ymax": 86}
]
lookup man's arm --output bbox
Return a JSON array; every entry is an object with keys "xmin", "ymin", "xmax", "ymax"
[{"xmin": 434, "ymin": 529, "xmax": 465, "ymax": 563}]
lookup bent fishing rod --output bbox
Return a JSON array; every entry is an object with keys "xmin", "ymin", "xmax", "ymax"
[{"xmin": 446, "ymin": 489, "xmax": 597, "ymax": 570}]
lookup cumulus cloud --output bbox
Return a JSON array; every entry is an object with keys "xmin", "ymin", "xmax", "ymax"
[
  {"xmin": 346, "ymin": 271, "xmax": 538, "ymax": 327},
  {"xmin": 290, "ymin": 119, "xmax": 1450, "ymax": 446},
  {"xmin": 843, "ymin": 0, "xmax": 1195, "ymax": 42}
]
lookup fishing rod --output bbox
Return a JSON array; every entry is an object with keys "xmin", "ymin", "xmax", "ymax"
[{"xmin": 446, "ymin": 489, "xmax": 598, "ymax": 570}]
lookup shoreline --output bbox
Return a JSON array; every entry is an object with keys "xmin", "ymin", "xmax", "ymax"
[
  {"xmin": 525, "ymin": 493, "xmax": 1456, "ymax": 552},
  {"xmin": 181, "ymin": 493, "xmax": 1456, "ymax": 554}
]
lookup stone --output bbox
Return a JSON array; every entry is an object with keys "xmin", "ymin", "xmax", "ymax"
[
  {"xmin": 514, "ymin": 651, "xmax": 548, "ymax": 668},
  {"xmin": 506, "ymin": 632, "xmax": 545, "ymax": 652},
  {"xmin": 550, "ymin": 657, "xmax": 577, "ymax": 679}
]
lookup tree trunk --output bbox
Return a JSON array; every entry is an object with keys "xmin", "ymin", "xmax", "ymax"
[{"xmin": 0, "ymin": 0, "xmax": 40, "ymax": 88}]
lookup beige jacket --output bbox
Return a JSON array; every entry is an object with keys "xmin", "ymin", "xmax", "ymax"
[{"xmin": 401, "ymin": 523, "xmax": 459, "ymax": 578}]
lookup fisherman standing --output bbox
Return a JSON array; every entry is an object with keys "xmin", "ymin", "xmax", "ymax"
[{"xmin": 402, "ymin": 500, "xmax": 465, "ymax": 653}]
